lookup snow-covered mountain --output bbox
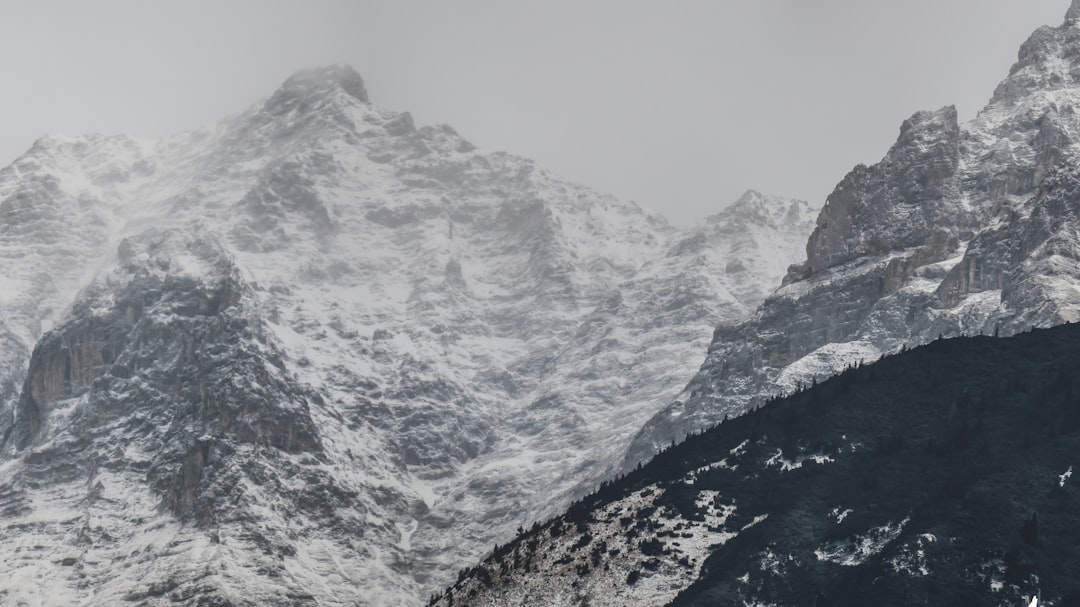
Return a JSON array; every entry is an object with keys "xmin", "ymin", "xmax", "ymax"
[
  {"xmin": 625, "ymin": 0, "xmax": 1080, "ymax": 467},
  {"xmin": 0, "ymin": 65, "xmax": 815, "ymax": 605}
]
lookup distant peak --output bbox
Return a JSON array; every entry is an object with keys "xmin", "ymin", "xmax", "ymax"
[
  {"xmin": 724, "ymin": 190, "xmax": 770, "ymax": 214},
  {"xmin": 706, "ymin": 190, "xmax": 815, "ymax": 228},
  {"xmin": 992, "ymin": 4, "xmax": 1080, "ymax": 104},
  {"xmin": 735, "ymin": 189, "xmax": 764, "ymax": 203},
  {"xmin": 265, "ymin": 65, "xmax": 369, "ymax": 113},
  {"xmin": 728, "ymin": 190, "xmax": 794, "ymax": 213},
  {"xmin": 1068, "ymin": 0, "xmax": 1080, "ymax": 24},
  {"xmin": 284, "ymin": 65, "xmax": 368, "ymax": 102}
]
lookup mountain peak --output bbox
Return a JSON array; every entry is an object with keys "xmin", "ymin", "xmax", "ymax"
[
  {"xmin": 1067, "ymin": 0, "xmax": 1080, "ymax": 24},
  {"xmin": 262, "ymin": 65, "xmax": 369, "ymax": 116},
  {"xmin": 282, "ymin": 64, "xmax": 368, "ymax": 102},
  {"xmin": 709, "ymin": 189, "xmax": 816, "ymax": 233},
  {"xmin": 991, "ymin": 6, "xmax": 1080, "ymax": 104},
  {"xmin": 725, "ymin": 189, "xmax": 789, "ymax": 213},
  {"xmin": 731, "ymin": 189, "xmax": 765, "ymax": 207}
]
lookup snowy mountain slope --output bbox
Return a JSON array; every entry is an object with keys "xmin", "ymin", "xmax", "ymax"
[
  {"xmin": 434, "ymin": 325, "xmax": 1080, "ymax": 607},
  {"xmin": 0, "ymin": 66, "xmax": 816, "ymax": 605},
  {"xmin": 626, "ymin": 0, "xmax": 1080, "ymax": 467}
]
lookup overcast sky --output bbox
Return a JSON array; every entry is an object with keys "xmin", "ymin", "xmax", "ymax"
[{"xmin": 0, "ymin": 1, "xmax": 1071, "ymax": 225}]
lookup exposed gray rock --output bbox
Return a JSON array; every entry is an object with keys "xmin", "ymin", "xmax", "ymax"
[
  {"xmin": 625, "ymin": 0, "xmax": 1080, "ymax": 469},
  {"xmin": 0, "ymin": 228, "xmax": 385, "ymax": 604}
]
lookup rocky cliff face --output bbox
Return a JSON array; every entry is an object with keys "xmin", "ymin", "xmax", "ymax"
[
  {"xmin": 0, "ymin": 65, "xmax": 815, "ymax": 605},
  {"xmin": 626, "ymin": 0, "xmax": 1080, "ymax": 467},
  {"xmin": 0, "ymin": 228, "xmax": 362, "ymax": 605}
]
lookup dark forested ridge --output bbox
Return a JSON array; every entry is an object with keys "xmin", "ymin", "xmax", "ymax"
[{"xmin": 435, "ymin": 324, "xmax": 1080, "ymax": 606}]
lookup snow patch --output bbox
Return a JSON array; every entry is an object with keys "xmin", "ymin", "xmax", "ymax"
[
  {"xmin": 396, "ymin": 520, "xmax": 419, "ymax": 551},
  {"xmin": 170, "ymin": 253, "xmax": 208, "ymax": 278},
  {"xmin": 774, "ymin": 341, "xmax": 882, "ymax": 396},
  {"xmin": 887, "ymin": 533, "xmax": 936, "ymax": 577},
  {"xmin": 764, "ymin": 448, "xmax": 834, "ymax": 472},
  {"xmin": 829, "ymin": 507, "xmax": 853, "ymax": 524},
  {"xmin": 814, "ymin": 518, "xmax": 909, "ymax": 567},
  {"xmin": 440, "ymin": 482, "xmax": 751, "ymax": 607}
]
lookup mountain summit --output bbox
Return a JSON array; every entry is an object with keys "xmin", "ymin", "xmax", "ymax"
[
  {"xmin": 263, "ymin": 64, "xmax": 371, "ymax": 120},
  {"xmin": 1064, "ymin": 0, "xmax": 1080, "ymax": 25},
  {"xmin": 278, "ymin": 64, "xmax": 370, "ymax": 102},
  {"xmin": 0, "ymin": 67, "xmax": 814, "ymax": 605}
]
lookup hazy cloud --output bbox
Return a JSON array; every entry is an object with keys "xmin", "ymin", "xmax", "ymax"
[{"xmin": 0, "ymin": 1, "xmax": 1069, "ymax": 225}]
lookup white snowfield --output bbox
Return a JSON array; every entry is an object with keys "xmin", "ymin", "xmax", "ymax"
[{"xmin": 0, "ymin": 66, "xmax": 816, "ymax": 605}]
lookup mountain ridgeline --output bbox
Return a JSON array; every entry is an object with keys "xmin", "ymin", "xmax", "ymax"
[{"xmin": 434, "ymin": 324, "xmax": 1080, "ymax": 607}]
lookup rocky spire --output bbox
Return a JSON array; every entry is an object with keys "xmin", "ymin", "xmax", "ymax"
[{"xmin": 800, "ymin": 105, "xmax": 960, "ymax": 276}]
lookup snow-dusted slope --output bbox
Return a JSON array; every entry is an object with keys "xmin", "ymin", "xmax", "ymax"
[
  {"xmin": 626, "ymin": 0, "xmax": 1080, "ymax": 466},
  {"xmin": 0, "ymin": 66, "xmax": 815, "ymax": 605}
]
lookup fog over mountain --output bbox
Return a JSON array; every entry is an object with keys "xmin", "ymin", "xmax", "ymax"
[{"xmin": 0, "ymin": 1, "xmax": 1069, "ymax": 225}]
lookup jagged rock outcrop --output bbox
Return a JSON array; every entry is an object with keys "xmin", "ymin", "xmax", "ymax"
[
  {"xmin": 804, "ymin": 106, "xmax": 961, "ymax": 275},
  {"xmin": 0, "ymin": 66, "xmax": 816, "ymax": 604},
  {"xmin": 626, "ymin": 0, "xmax": 1080, "ymax": 468}
]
